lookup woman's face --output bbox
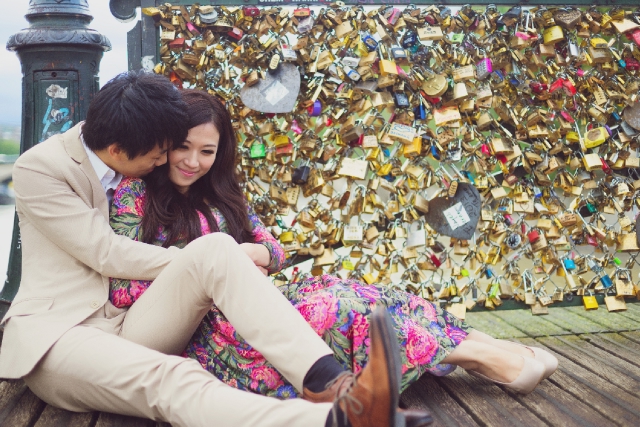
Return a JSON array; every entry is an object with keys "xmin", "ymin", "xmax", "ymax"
[{"xmin": 168, "ymin": 122, "xmax": 219, "ymax": 193}]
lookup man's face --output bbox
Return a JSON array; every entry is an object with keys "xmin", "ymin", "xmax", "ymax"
[{"xmin": 112, "ymin": 143, "xmax": 168, "ymax": 178}]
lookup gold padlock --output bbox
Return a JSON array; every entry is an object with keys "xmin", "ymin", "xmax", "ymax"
[
  {"xmin": 583, "ymin": 294, "xmax": 599, "ymax": 310},
  {"xmin": 543, "ymin": 26, "xmax": 564, "ymax": 44},
  {"xmin": 583, "ymin": 153, "xmax": 602, "ymax": 171},
  {"xmin": 279, "ymin": 231, "xmax": 295, "ymax": 244}
]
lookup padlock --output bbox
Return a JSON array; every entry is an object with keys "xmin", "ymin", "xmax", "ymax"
[
  {"xmin": 543, "ymin": 25, "xmax": 564, "ymax": 44},
  {"xmin": 584, "ymin": 127, "xmax": 608, "ymax": 148},
  {"xmin": 249, "ymin": 142, "xmax": 266, "ymax": 159},
  {"xmin": 531, "ymin": 233, "xmax": 548, "ymax": 251},
  {"xmin": 242, "ymin": 5, "xmax": 260, "ymax": 17},
  {"xmin": 476, "ymin": 57, "xmax": 493, "ymax": 80},
  {"xmin": 583, "ymin": 294, "xmax": 599, "ymax": 310},
  {"xmin": 292, "ymin": 161, "xmax": 311, "ymax": 185},
  {"xmin": 293, "ymin": 6, "xmax": 311, "ymax": 17},
  {"xmin": 527, "ymin": 229, "xmax": 541, "ymax": 243}
]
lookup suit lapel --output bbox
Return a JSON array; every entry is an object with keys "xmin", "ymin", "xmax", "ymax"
[{"xmin": 63, "ymin": 123, "xmax": 110, "ymax": 219}]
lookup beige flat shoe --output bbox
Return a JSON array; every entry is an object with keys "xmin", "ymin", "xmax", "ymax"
[
  {"xmin": 511, "ymin": 342, "xmax": 558, "ymax": 379},
  {"xmin": 467, "ymin": 357, "xmax": 545, "ymax": 395}
]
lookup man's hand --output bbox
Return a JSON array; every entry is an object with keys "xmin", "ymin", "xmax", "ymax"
[{"xmin": 240, "ymin": 243, "xmax": 271, "ymax": 275}]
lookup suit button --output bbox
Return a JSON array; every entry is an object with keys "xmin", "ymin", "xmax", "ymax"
[{"xmin": 90, "ymin": 300, "xmax": 100, "ymax": 309}]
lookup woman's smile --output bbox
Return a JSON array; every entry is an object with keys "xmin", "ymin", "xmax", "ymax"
[{"xmin": 178, "ymin": 167, "xmax": 197, "ymax": 177}]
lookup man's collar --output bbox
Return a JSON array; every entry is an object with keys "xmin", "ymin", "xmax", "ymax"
[{"xmin": 80, "ymin": 125, "xmax": 122, "ymax": 191}]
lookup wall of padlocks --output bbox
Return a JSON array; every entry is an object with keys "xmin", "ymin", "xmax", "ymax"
[{"xmin": 146, "ymin": 3, "xmax": 640, "ymax": 315}]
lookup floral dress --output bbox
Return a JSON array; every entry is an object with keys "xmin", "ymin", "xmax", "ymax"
[{"xmin": 110, "ymin": 177, "xmax": 471, "ymax": 398}]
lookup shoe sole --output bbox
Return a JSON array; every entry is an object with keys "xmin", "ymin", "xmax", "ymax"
[{"xmin": 371, "ymin": 307, "xmax": 402, "ymax": 427}]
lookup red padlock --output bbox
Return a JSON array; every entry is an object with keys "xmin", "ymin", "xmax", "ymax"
[
  {"xmin": 293, "ymin": 6, "xmax": 311, "ymax": 17},
  {"xmin": 242, "ymin": 5, "xmax": 260, "ymax": 17},
  {"xmin": 527, "ymin": 229, "xmax": 540, "ymax": 243},
  {"xmin": 549, "ymin": 78, "xmax": 564, "ymax": 93},
  {"xmin": 275, "ymin": 142, "xmax": 294, "ymax": 158},
  {"xmin": 529, "ymin": 81, "xmax": 548, "ymax": 94},
  {"xmin": 430, "ymin": 253, "xmax": 442, "ymax": 268},
  {"xmin": 626, "ymin": 57, "xmax": 640, "ymax": 71},
  {"xmin": 562, "ymin": 79, "xmax": 576, "ymax": 96},
  {"xmin": 349, "ymin": 134, "xmax": 363, "ymax": 147},
  {"xmin": 227, "ymin": 27, "xmax": 243, "ymax": 41},
  {"xmin": 626, "ymin": 29, "xmax": 640, "ymax": 46}
]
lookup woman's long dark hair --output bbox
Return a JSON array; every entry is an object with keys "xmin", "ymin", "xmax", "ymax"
[{"xmin": 140, "ymin": 89, "xmax": 255, "ymax": 247}]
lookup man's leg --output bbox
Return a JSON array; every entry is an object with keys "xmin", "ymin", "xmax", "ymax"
[
  {"xmin": 120, "ymin": 232, "xmax": 335, "ymax": 391},
  {"xmin": 24, "ymin": 326, "xmax": 332, "ymax": 427}
]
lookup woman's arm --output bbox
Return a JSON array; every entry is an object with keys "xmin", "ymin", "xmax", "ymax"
[
  {"xmin": 246, "ymin": 204, "xmax": 286, "ymax": 274},
  {"xmin": 109, "ymin": 177, "xmax": 155, "ymax": 308}
]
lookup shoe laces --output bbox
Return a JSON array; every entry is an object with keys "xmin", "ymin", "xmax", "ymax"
[{"xmin": 329, "ymin": 373, "xmax": 363, "ymax": 427}]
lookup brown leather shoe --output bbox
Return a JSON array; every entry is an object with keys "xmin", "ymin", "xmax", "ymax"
[
  {"xmin": 303, "ymin": 371, "xmax": 355, "ymax": 403},
  {"xmin": 327, "ymin": 306, "xmax": 402, "ymax": 427}
]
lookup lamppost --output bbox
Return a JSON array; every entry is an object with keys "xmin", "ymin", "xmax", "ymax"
[{"xmin": 1, "ymin": 0, "xmax": 111, "ymax": 319}]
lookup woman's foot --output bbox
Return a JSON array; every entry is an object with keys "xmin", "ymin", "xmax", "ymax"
[
  {"xmin": 463, "ymin": 331, "xmax": 558, "ymax": 379},
  {"xmin": 494, "ymin": 341, "xmax": 558, "ymax": 379},
  {"xmin": 467, "ymin": 356, "xmax": 545, "ymax": 394}
]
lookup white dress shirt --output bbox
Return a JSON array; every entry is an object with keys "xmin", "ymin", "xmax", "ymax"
[{"xmin": 80, "ymin": 125, "xmax": 123, "ymax": 201}]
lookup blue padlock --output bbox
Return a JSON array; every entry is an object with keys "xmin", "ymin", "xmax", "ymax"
[
  {"xmin": 600, "ymin": 274, "xmax": 613, "ymax": 288},
  {"xmin": 430, "ymin": 145, "xmax": 441, "ymax": 160},
  {"xmin": 563, "ymin": 258, "xmax": 576, "ymax": 270},
  {"xmin": 361, "ymin": 33, "xmax": 378, "ymax": 51}
]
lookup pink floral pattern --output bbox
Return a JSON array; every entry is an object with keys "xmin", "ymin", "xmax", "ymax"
[{"xmin": 109, "ymin": 177, "xmax": 470, "ymax": 398}]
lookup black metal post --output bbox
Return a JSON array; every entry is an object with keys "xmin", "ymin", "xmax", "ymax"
[{"xmin": 1, "ymin": 0, "xmax": 111, "ymax": 319}]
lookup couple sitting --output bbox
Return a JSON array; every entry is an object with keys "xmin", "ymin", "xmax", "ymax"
[{"xmin": 0, "ymin": 71, "xmax": 557, "ymax": 427}]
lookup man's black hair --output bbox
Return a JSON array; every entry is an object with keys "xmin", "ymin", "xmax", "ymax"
[{"xmin": 83, "ymin": 71, "xmax": 189, "ymax": 159}]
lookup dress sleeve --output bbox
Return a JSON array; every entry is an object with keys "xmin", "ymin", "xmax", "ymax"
[
  {"xmin": 247, "ymin": 204, "xmax": 286, "ymax": 274},
  {"xmin": 109, "ymin": 178, "xmax": 154, "ymax": 308}
]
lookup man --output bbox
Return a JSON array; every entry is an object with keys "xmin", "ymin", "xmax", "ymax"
[{"xmin": 0, "ymin": 71, "xmax": 431, "ymax": 427}]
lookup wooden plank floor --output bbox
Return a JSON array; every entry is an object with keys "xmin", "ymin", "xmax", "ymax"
[{"xmin": 0, "ymin": 303, "xmax": 638, "ymax": 427}]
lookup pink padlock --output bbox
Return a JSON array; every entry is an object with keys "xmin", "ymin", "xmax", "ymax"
[
  {"xmin": 476, "ymin": 58, "xmax": 493, "ymax": 80},
  {"xmin": 186, "ymin": 22, "xmax": 201, "ymax": 36},
  {"xmin": 290, "ymin": 120, "xmax": 302, "ymax": 135},
  {"xmin": 560, "ymin": 110, "xmax": 575, "ymax": 123},
  {"xmin": 480, "ymin": 144, "xmax": 491, "ymax": 156}
]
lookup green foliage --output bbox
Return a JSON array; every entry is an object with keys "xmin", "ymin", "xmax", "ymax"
[{"xmin": 0, "ymin": 140, "xmax": 19, "ymax": 155}]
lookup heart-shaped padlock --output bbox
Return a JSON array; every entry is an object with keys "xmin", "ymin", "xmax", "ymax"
[
  {"xmin": 240, "ymin": 63, "xmax": 301, "ymax": 113},
  {"xmin": 421, "ymin": 183, "xmax": 481, "ymax": 240}
]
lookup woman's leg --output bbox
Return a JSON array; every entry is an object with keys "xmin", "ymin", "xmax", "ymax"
[
  {"xmin": 439, "ymin": 338, "xmax": 525, "ymax": 383},
  {"xmin": 462, "ymin": 330, "xmax": 534, "ymax": 358}
]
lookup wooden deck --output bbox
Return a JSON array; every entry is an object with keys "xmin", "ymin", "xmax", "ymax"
[{"xmin": 0, "ymin": 303, "xmax": 639, "ymax": 427}]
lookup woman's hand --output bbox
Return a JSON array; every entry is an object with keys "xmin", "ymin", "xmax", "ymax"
[{"xmin": 240, "ymin": 243, "xmax": 271, "ymax": 272}]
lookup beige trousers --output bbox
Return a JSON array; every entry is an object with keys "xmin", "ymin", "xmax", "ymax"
[{"xmin": 24, "ymin": 233, "xmax": 334, "ymax": 427}]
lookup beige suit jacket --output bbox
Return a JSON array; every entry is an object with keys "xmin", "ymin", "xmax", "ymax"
[{"xmin": 0, "ymin": 123, "xmax": 178, "ymax": 379}]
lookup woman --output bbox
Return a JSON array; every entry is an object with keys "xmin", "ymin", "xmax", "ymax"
[{"xmin": 109, "ymin": 89, "xmax": 557, "ymax": 399}]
